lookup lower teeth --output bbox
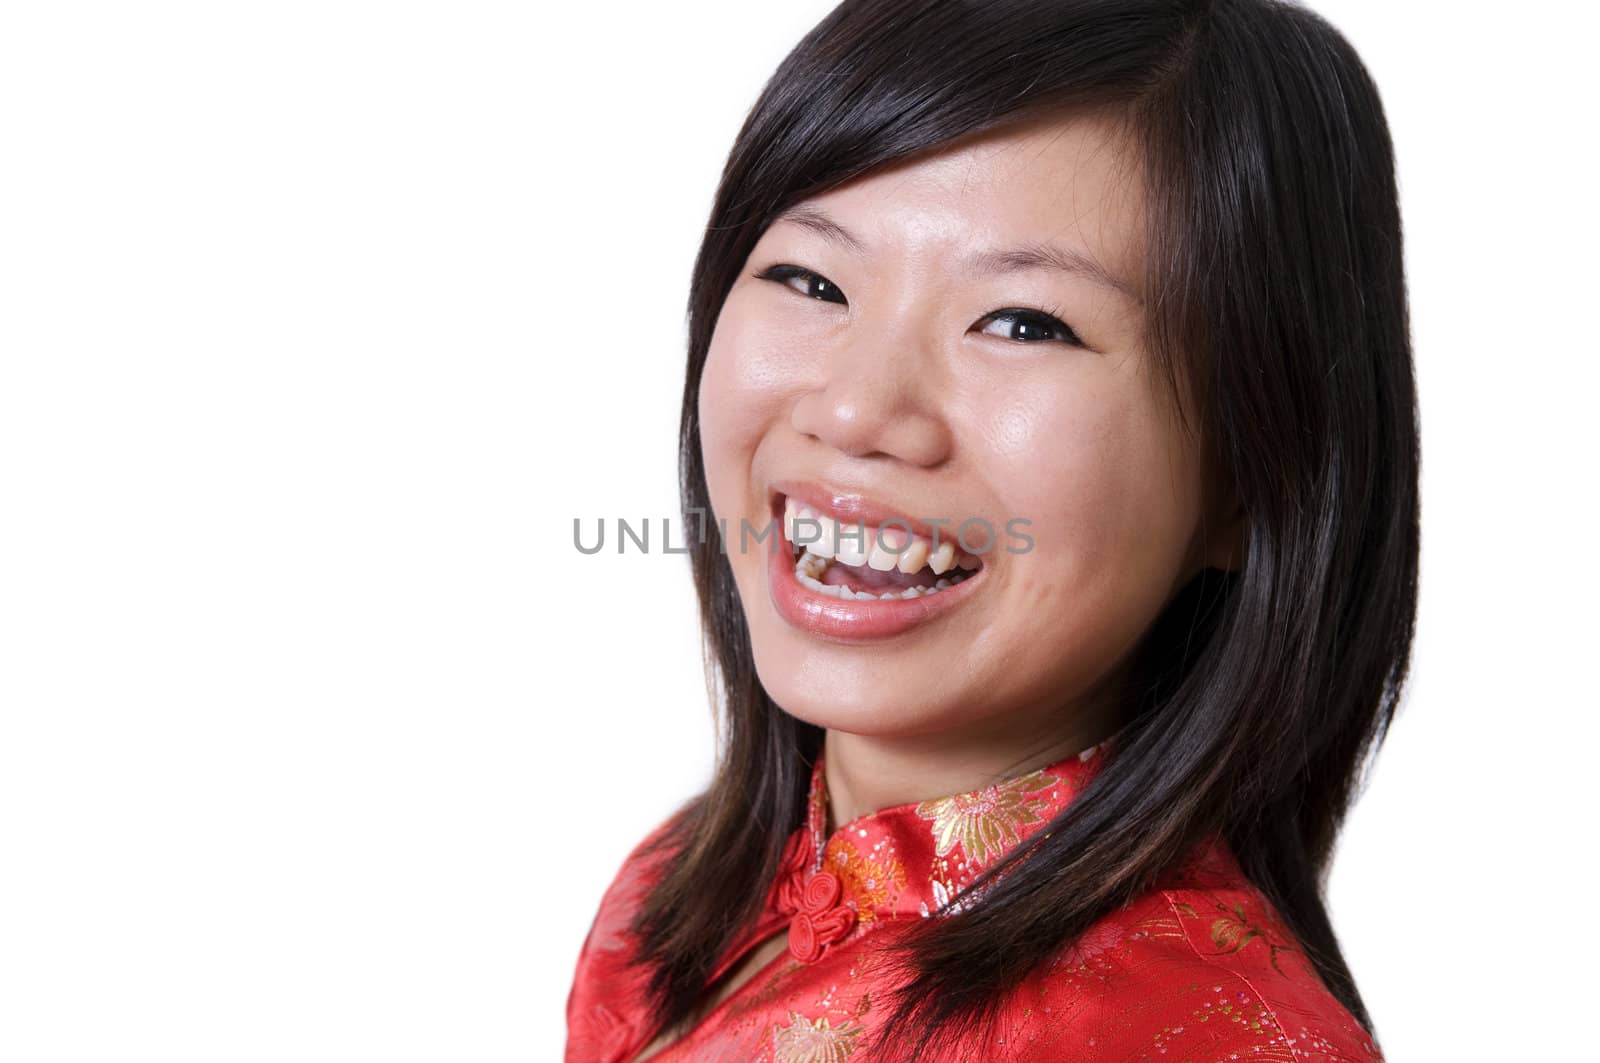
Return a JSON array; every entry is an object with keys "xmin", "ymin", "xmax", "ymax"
[{"xmin": 792, "ymin": 550, "xmax": 971, "ymax": 601}]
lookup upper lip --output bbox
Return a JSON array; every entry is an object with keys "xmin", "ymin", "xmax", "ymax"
[{"xmin": 767, "ymin": 478, "xmax": 978, "ymax": 545}]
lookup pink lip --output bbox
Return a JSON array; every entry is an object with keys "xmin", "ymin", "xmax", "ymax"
[
  {"xmin": 767, "ymin": 479, "xmax": 961, "ymax": 544},
  {"xmin": 762, "ymin": 483, "xmax": 988, "ymax": 642}
]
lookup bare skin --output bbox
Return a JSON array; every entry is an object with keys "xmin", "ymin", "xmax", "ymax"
[{"xmin": 699, "ymin": 108, "xmax": 1242, "ymax": 820}]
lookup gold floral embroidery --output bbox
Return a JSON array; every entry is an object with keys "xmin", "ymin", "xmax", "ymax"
[
  {"xmin": 1209, "ymin": 900, "xmax": 1294, "ymax": 972},
  {"xmin": 1176, "ymin": 896, "xmax": 1295, "ymax": 973},
  {"xmin": 915, "ymin": 768, "xmax": 1060, "ymax": 865},
  {"xmin": 773, "ymin": 1011, "xmax": 864, "ymax": 1063},
  {"xmin": 823, "ymin": 841, "xmax": 907, "ymax": 924}
]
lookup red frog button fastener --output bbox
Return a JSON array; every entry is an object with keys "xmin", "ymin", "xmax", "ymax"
[
  {"xmin": 786, "ymin": 869, "xmax": 856, "ymax": 962},
  {"xmin": 771, "ymin": 780, "xmax": 859, "ymax": 964}
]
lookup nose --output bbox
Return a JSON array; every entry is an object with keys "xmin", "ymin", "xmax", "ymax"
[{"xmin": 788, "ymin": 320, "xmax": 954, "ymax": 467}]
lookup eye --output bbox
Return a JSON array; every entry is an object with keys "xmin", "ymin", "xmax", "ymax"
[
  {"xmin": 974, "ymin": 307, "xmax": 1086, "ymax": 348},
  {"xmin": 754, "ymin": 264, "xmax": 848, "ymax": 306}
]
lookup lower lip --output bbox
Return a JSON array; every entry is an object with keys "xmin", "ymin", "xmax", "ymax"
[{"xmin": 764, "ymin": 532, "xmax": 986, "ymax": 641}]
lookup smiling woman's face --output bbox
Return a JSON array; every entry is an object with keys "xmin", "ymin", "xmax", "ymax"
[{"xmin": 698, "ymin": 112, "xmax": 1239, "ymax": 746}]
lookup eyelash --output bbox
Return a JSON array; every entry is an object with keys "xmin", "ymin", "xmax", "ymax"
[{"xmin": 753, "ymin": 263, "xmax": 1087, "ymax": 349}]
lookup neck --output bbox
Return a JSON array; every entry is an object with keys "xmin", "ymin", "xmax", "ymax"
[{"xmin": 820, "ymin": 694, "xmax": 1121, "ymax": 832}]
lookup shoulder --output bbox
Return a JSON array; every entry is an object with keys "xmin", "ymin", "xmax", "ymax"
[
  {"xmin": 564, "ymin": 812, "xmax": 683, "ymax": 1063},
  {"xmin": 997, "ymin": 837, "xmax": 1385, "ymax": 1062},
  {"xmin": 576, "ymin": 811, "xmax": 682, "ymax": 960}
]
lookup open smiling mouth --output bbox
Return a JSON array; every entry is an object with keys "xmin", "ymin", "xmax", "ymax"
[{"xmin": 779, "ymin": 495, "xmax": 983, "ymax": 601}]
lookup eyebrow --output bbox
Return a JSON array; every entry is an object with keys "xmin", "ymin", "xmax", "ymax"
[{"xmin": 772, "ymin": 204, "xmax": 1142, "ymax": 303}]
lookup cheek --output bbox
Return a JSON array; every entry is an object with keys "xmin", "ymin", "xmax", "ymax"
[
  {"xmin": 698, "ymin": 321, "xmax": 772, "ymax": 515},
  {"xmin": 983, "ymin": 375, "xmax": 1199, "ymax": 594},
  {"xmin": 697, "ymin": 294, "xmax": 812, "ymax": 528},
  {"xmin": 698, "ymin": 296, "xmax": 806, "ymax": 487}
]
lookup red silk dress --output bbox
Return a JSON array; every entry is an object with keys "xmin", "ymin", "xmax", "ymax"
[{"xmin": 565, "ymin": 738, "xmax": 1384, "ymax": 1062}]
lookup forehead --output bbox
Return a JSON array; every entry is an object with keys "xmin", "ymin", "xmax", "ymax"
[{"xmin": 788, "ymin": 112, "xmax": 1146, "ymax": 276}]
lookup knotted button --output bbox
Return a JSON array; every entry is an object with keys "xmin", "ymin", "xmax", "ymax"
[{"xmin": 781, "ymin": 868, "xmax": 857, "ymax": 963}]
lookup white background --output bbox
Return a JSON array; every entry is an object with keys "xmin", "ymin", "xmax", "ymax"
[{"xmin": 1, "ymin": 2, "xmax": 1594, "ymax": 1060}]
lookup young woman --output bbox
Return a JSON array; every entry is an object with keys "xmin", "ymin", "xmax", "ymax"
[{"xmin": 567, "ymin": 1, "xmax": 1416, "ymax": 1060}]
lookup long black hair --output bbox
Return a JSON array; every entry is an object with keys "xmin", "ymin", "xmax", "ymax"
[{"xmin": 632, "ymin": 1, "xmax": 1418, "ymax": 1058}]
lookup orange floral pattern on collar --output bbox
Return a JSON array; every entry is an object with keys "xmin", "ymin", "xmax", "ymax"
[{"xmin": 768, "ymin": 736, "xmax": 1115, "ymax": 963}]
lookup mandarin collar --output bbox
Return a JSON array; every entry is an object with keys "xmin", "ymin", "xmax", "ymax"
[{"xmin": 755, "ymin": 735, "xmax": 1116, "ymax": 966}]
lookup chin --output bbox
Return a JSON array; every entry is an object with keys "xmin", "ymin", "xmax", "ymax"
[{"xmin": 748, "ymin": 639, "xmax": 957, "ymax": 738}]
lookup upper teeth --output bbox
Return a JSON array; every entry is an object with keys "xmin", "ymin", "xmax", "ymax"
[{"xmin": 781, "ymin": 497, "xmax": 979, "ymax": 576}]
